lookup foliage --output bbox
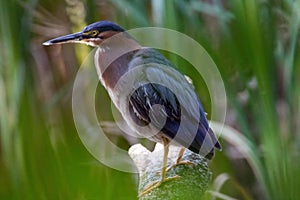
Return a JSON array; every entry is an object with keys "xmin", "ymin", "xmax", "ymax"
[{"xmin": 0, "ymin": 0, "xmax": 299, "ymax": 199}]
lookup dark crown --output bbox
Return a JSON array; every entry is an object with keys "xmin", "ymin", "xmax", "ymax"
[{"xmin": 83, "ymin": 21, "xmax": 125, "ymax": 33}]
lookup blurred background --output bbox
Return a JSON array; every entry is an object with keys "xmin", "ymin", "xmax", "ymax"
[{"xmin": 1, "ymin": 0, "xmax": 299, "ymax": 199}]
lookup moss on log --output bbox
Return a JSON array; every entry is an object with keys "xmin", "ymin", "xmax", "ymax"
[{"xmin": 129, "ymin": 143, "xmax": 212, "ymax": 200}]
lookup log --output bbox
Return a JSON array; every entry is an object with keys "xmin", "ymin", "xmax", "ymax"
[{"xmin": 129, "ymin": 143, "xmax": 212, "ymax": 200}]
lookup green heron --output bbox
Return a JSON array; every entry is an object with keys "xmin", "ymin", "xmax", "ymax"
[{"xmin": 43, "ymin": 21, "xmax": 221, "ymax": 195}]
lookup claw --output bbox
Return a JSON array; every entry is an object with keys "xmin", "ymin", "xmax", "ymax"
[
  {"xmin": 155, "ymin": 161, "xmax": 195, "ymax": 175},
  {"xmin": 138, "ymin": 175, "xmax": 180, "ymax": 197},
  {"xmin": 166, "ymin": 160, "xmax": 194, "ymax": 172}
]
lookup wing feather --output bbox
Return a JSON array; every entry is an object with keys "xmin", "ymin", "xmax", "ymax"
[{"xmin": 127, "ymin": 48, "xmax": 221, "ymax": 158}]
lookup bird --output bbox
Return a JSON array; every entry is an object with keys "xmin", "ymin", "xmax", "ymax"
[{"xmin": 43, "ymin": 20, "xmax": 221, "ymax": 195}]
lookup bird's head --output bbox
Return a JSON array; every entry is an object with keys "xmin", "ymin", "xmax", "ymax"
[{"xmin": 43, "ymin": 21, "xmax": 125, "ymax": 47}]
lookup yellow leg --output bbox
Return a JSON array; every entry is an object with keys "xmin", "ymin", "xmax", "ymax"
[
  {"xmin": 160, "ymin": 137, "xmax": 169, "ymax": 182},
  {"xmin": 176, "ymin": 147, "xmax": 186, "ymax": 164},
  {"xmin": 166, "ymin": 148, "xmax": 194, "ymax": 172},
  {"xmin": 139, "ymin": 138, "xmax": 180, "ymax": 197}
]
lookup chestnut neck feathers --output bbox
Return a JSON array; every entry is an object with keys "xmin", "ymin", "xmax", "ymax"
[{"xmin": 94, "ymin": 32, "xmax": 142, "ymax": 89}]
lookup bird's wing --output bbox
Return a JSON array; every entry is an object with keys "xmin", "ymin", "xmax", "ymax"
[
  {"xmin": 129, "ymin": 82, "xmax": 180, "ymax": 127},
  {"xmin": 127, "ymin": 48, "xmax": 221, "ymax": 157},
  {"xmin": 128, "ymin": 48, "xmax": 202, "ymax": 122}
]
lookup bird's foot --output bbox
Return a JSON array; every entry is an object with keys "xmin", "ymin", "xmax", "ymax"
[
  {"xmin": 155, "ymin": 161, "xmax": 194, "ymax": 175},
  {"xmin": 138, "ymin": 175, "xmax": 180, "ymax": 197},
  {"xmin": 166, "ymin": 160, "xmax": 194, "ymax": 172}
]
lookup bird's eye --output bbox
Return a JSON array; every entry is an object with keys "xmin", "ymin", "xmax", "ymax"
[{"xmin": 90, "ymin": 30, "xmax": 98, "ymax": 37}]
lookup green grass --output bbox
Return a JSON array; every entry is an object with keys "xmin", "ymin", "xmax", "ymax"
[{"xmin": 1, "ymin": 0, "xmax": 299, "ymax": 199}]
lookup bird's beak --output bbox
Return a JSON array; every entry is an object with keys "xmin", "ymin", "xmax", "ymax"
[{"xmin": 43, "ymin": 32, "xmax": 83, "ymax": 46}]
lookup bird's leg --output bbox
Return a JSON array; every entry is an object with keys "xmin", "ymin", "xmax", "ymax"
[
  {"xmin": 175, "ymin": 148, "xmax": 194, "ymax": 166},
  {"xmin": 176, "ymin": 147, "xmax": 186, "ymax": 164},
  {"xmin": 160, "ymin": 137, "xmax": 170, "ymax": 182},
  {"xmin": 139, "ymin": 138, "xmax": 180, "ymax": 197},
  {"xmin": 166, "ymin": 148, "xmax": 194, "ymax": 172}
]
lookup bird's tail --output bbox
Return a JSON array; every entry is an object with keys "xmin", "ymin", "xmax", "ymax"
[
  {"xmin": 208, "ymin": 128, "xmax": 222, "ymax": 151},
  {"xmin": 204, "ymin": 128, "xmax": 221, "ymax": 160}
]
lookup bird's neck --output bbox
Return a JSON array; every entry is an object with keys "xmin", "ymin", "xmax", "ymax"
[{"xmin": 94, "ymin": 33, "xmax": 142, "ymax": 89}]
